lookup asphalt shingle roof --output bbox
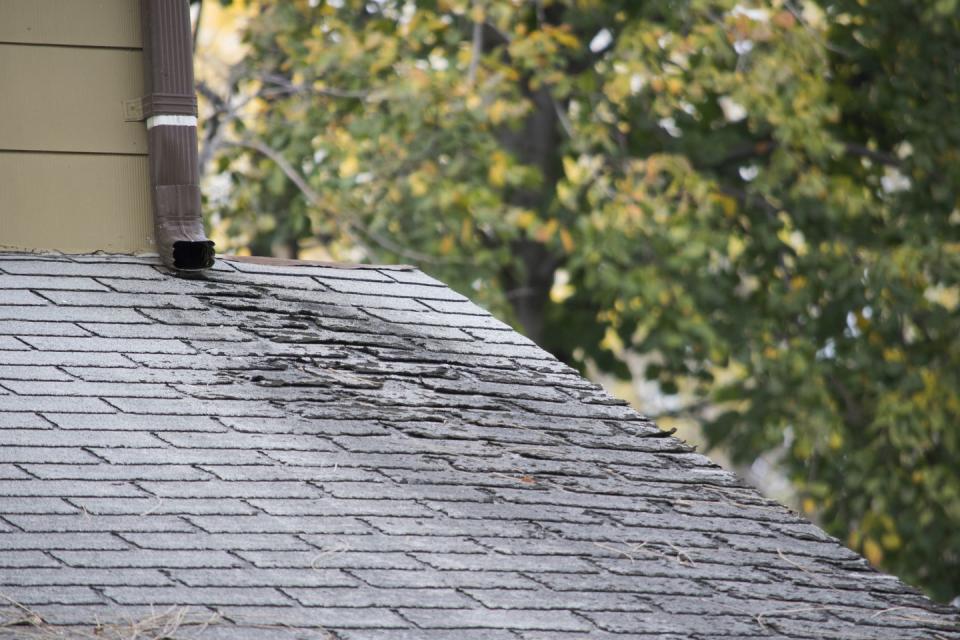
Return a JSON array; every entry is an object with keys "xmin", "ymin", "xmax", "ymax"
[{"xmin": 0, "ymin": 252, "xmax": 957, "ymax": 639}]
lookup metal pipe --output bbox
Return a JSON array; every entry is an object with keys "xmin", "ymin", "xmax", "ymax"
[{"xmin": 140, "ymin": 0, "xmax": 214, "ymax": 271}]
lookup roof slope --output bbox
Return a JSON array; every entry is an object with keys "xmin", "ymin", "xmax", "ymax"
[{"xmin": 0, "ymin": 253, "xmax": 956, "ymax": 640}]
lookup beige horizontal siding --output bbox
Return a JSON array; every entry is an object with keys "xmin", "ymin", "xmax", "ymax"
[
  {"xmin": 0, "ymin": 152, "xmax": 154, "ymax": 253},
  {"xmin": 0, "ymin": 44, "xmax": 147, "ymax": 155},
  {"xmin": 0, "ymin": 0, "xmax": 141, "ymax": 48}
]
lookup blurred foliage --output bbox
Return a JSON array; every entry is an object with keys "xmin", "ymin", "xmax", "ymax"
[{"xmin": 199, "ymin": 0, "xmax": 960, "ymax": 601}]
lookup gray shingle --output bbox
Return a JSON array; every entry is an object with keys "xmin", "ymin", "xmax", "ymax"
[
  {"xmin": 0, "ymin": 260, "xmax": 163, "ymax": 279},
  {"xmin": 21, "ymin": 464, "xmax": 211, "ymax": 481},
  {"xmin": 5, "ymin": 514, "xmax": 194, "ymax": 533},
  {"xmin": 216, "ymin": 605, "xmax": 409, "ymax": 629},
  {"xmin": 185, "ymin": 514, "xmax": 371, "ymax": 535},
  {"xmin": 285, "ymin": 586, "xmax": 472, "ymax": 608},
  {"xmin": 225, "ymin": 258, "xmax": 396, "ymax": 282},
  {"xmin": 35, "ymin": 290, "xmax": 207, "ymax": 309},
  {"xmin": 69, "ymin": 497, "xmax": 257, "ymax": 516},
  {"xmin": 44, "ymin": 412, "xmax": 226, "ymax": 431},
  {"xmin": 0, "ymin": 533, "xmax": 129, "ymax": 550},
  {"xmin": 79, "ymin": 322, "xmax": 250, "ymax": 341},
  {"xmin": 1, "ymin": 585, "xmax": 104, "ymax": 605},
  {"xmin": 1, "ymin": 480, "xmax": 147, "ymax": 497},
  {"xmin": 0, "ymin": 351, "xmax": 135, "ymax": 367},
  {"xmin": 0, "ymin": 568, "xmax": 170, "ymax": 587},
  {"xmin": 171, "ymin": 568, "xmax": 359, "ymax": 588},
  {"xmin": 0, "ymin": 429, "xmax": 163, "ymax": 448},
  {"xmin": 0, "ymin": 305, "xmax": 146, "ymax": 323},
  {"xmin": 2, "ymin": 380, "xmax": 181, "ymax": 398},
  {"xmin": 397, "ymin": 608, "xmax": 592, "ymax": 632},
  {"xmin": 104, "ymin": 396, "xmax": 283, "ymax": 417},
  {"xmin": 0, "ymin": 336, "xmax": 29, "ymax": 351},
  {"xmin": 0, "ymin": 365, "xmax": 75, "ymax": 381},
  {"xmin": 0, "ymin": 275, "xmax": 108, "ymax": 290},
  {"xmin": 0, "ymin": 320, "xmax": 90, "ymax": 336},
  {"xmin": 91, "ymin": 447, "xmax": 268, "ymax": 465},
  {"xmin": 0, "ymin": 395, "xmax": 115, "ymax": 413},
  {"xmin": 237, "ymin": 550, "xmax": 425, "ymax": 570},
  {"xmin": 0, "ymin": 497, "xmax": 79, "ymax": 514},
  {"xmin": 52, "ymin": 550, "xmax": 243, "ymax": 568},
  {"xmin": 19, "ymin": 336, "xmax": 196, "ymax": 354},
  {"xmin": 0, "ymin": 447, "xmax": 102, "ymax": 464},
  {"xmin": 102, "ymin": 586, "xmax": 289, "ymax": 606},
  {"xmin": 0, "ymin": 290, "xmax": 50, "ymax": 305}
]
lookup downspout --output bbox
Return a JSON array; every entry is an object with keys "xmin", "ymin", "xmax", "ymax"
[{"xmin": 139, "ymin": 0, "xmax": 215, "ymax": 270}]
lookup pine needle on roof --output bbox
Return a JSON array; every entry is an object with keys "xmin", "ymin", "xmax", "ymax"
[{"xmin": 0, "ymin": 597, "xmax": 220, "ymax": 640}]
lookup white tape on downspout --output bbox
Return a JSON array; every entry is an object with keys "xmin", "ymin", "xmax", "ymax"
[{"xmin": 146, "ymin": 115, "xmax": 198, "ymax": 129}]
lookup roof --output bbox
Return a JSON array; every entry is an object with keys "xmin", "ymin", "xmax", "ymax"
[{"xmin": 0, "ymin": 252, "xmax": 956, "ymax": 640}]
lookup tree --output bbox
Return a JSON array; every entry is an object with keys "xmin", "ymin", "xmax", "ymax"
[{"xmin": 197, "ymin": 0, "xmax": 960, "ymax": 601}]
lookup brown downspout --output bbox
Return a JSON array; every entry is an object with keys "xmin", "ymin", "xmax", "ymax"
[{"xmin": 139, "ymin": 0, "xmax": 215, "ymax": 270}]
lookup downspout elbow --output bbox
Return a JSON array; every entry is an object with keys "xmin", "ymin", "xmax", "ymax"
[{"xmin": 154, "ymin": 182, "xmax": 215, "ymax": 271}]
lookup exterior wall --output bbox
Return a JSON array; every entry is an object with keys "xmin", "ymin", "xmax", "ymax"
[{"xmin": 0, "ymin": 0, "xmax": 154, "ymax": 253}]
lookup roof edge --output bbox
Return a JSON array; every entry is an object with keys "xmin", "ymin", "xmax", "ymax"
[{"xmin": 221, "ymin": 254, "xmax": 416, "ymax": 271}]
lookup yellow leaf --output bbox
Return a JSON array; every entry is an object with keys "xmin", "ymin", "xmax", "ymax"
[
  {"xmin": 727, "ymin": 236, "xmax": 745, "ymax": 261},
  {"xmin": 712, "ymin": 193, "xmax": 738, "ymax": 217},
  {"xmin": 881, "ymin": 532, "xmax": 902, "ymax": 551},
  {"xmin": 924, "ymin": 284, "xmax": 960, "ymax": 311},
  {"xmin": 439, "ymin": 234, "xmax": 455, "ymax": 255},
  {"xmin": 863, "ymin": 538, "xmax": 883, "ymax": 566},
  {"xmin": 409, "ymin": 173, "xmax": 429, "ymax": 197},
  {"xmin": 600, "ymin": 326, "xmax": 624, "ymax": 355},
  {"xmin": 828, "ymin": 432, "xmax": 843, "ymax": 450},
  {"xmin": 516, "ymin": 210, "xmax": 537, "ymax": 230},
  {"xmin": 339, "ymin": 155, "xmax": 359, "ymax": 178},
  {"xmin": 562, "ymin": 156, "xmax": 582, "ymax": 183},
  {"xmin": 536, "ymin": 219, "xmax": 558, "ymax": 243},
  {"xmin": 550, "ymin": 268, "xmax": 575, "ymax": 303},
  {"xmin": 801, "ymin": 498, "xmax": 816, "ymax": 514},
  {"xmin": 488, "ymin": 99, "xmax": 509, "ymax": 124},
  {"xmin": 559, "ymin": 228, "xmax": 575, "ymax": 253},
  {"xmin": 488, "ymin": 151, "xmax": 508, "ymax": 187},
  {"xmin": 773, "ymin": 10, "xmax": 797, "ymax": 29},
  {"xmin": 883, "ymin": 347, "xmax": 904, "ymax": 363}
]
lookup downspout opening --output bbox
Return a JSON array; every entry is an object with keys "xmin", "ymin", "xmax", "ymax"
[{"xmin": 173, "ymin": 240, "xmax": 216, "ymax": 271}]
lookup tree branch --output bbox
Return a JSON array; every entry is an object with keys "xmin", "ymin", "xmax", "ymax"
[
  {"xmin": 226, "ymin": 138, "xmax": 463, "ymax": 266},
  {"xmin": 192, "ymin": 0, "xmax": 203, "ymax": 50},
  {"xmin": 468, "ymin": 17, "xmax": 483, "ymax": 86},
  {"xmin": 842, "ymin": 143, "xmax": 900, "ymax": 167},
  {"xmin": 260, "ymin": 73, "xmax": 370, "ymax": 100}
]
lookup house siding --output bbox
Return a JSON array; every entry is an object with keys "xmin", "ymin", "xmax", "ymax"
[{"xmin": 0, "ymin": 0, "xmax": 154, "ymax": 253}]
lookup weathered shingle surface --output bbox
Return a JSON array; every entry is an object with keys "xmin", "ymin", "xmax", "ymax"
[{"xmin": 0, "ymin": 252, "xmax": 957, "ymax": 639}]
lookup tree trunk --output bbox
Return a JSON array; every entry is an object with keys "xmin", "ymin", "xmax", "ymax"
[{"xmin": 498, "ymin": 85, "xmax": 563, "ymax": 344}]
